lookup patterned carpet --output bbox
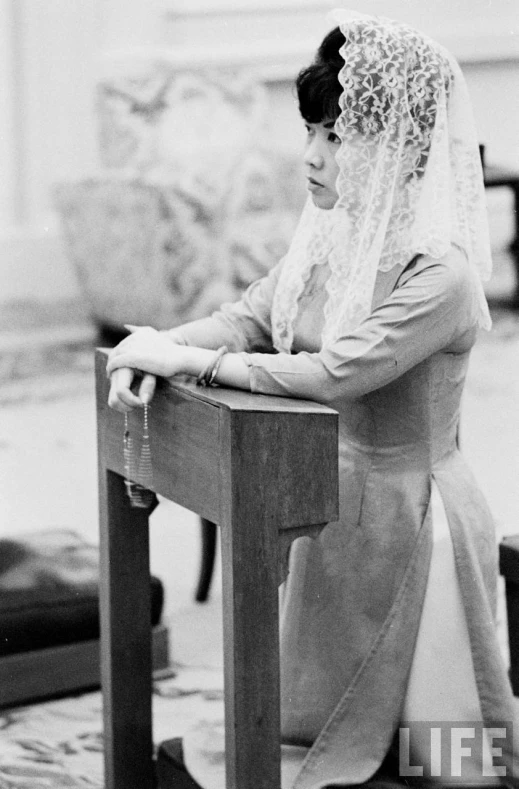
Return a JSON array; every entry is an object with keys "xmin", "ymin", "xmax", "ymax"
[{"xmin": 0, "ymin": 666, "xmax": 224, "ymax": 789}]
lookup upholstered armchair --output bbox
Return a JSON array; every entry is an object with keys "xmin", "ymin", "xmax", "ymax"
[{"xmin": 55, "ymin": 62, "xmax": 306, "ymax": 337}]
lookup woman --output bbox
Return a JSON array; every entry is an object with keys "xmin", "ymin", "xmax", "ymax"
[{"xmin": 107, "ymin": 11, "xmax": 518, "ymax": 788}]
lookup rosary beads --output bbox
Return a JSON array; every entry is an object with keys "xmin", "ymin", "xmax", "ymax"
[{"xmin": 123, "ymin": 404, "xmax": 155, "ymax": 508}]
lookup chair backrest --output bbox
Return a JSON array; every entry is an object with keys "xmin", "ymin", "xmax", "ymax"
[{"xmin": 54, "ymin": 64, "xmax": 306, "ymax": 331}]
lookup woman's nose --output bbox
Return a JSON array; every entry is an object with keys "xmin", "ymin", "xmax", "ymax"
[{"xmin": 304, "ymin": 139, "xmax": 325, "ymax": 169}]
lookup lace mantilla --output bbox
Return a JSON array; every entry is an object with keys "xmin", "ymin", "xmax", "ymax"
[{"xmin": 271, "ymin": 11, "xmax": 491, "ymax": 353}]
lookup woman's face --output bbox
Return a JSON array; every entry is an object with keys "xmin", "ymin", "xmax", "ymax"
[{"xmin": 303, "ymin": 120, "xmax": 340, "ymax": 210}]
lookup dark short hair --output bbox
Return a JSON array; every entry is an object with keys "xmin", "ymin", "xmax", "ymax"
[{"xmin": 295, "ymin": 26, "xmax": 345, "ymax": 123}]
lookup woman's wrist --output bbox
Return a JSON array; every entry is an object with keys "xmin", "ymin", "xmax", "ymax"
[
  {"xmin": 175, "ymin": 346, "xmax": 219, "ymax": 379},
  {"xmin": 175, "ymin": 346, "xmax": 251, "ymax": 391},
  {"xmin": 196, "ymin": 346, "xmax": 228, "ymax": 387}
]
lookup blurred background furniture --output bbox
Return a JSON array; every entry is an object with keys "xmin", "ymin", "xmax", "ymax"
[
  {"xmin": 483, "ymin": 164, "xmax": 519, "ymax": 306},
  {"xmin": 0, "ymin": 529, "xmax": 168, "ymax": 708},
  {"xmin": 499, "ymin": 534, "xmax": 519, "ymax": 695},
  {"xmin": 55, "ymin": 64, "xmax": 305, "ymax": 340}
]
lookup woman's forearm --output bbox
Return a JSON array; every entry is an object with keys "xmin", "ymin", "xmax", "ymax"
[
  {"xmin": 178, "ymin": 346, "xmax": 251, "ymax": 391},
  {"xmin": 160, "ymin": 312, "xmax": 252, "ymax": 353},
  {"xmin": 107, "ymin": 333, "xmax": 251, "ymax": 413}
]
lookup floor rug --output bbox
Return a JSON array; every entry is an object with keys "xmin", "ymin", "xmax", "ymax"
[{"xmin": 0, "ymin": 665, "xmax": 224, "ymax": 788}]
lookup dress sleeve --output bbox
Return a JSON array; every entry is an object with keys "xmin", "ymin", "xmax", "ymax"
[
  {"xmin": 168, "ymin": 260, "xmax": 282, "ymax": 352},
  {"xmin": 242, "ymin": 253, "xmax": 479, "ymax": 404}
]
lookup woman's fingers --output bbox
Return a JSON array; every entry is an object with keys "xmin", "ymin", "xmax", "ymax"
[
  {"xmin": 108, "ymin": 368, "xmax": 157, "ymax": 412},
  {"xmin": 108, "ymin": 367, "xmax": 143, "ymax": 412},
  {"xmin": 106, "ymin": 353, "xmax": 138, "ymax": 377},
  {"xmin": 107, "ymin": 329, "xmax": 160, "ymax": 410},
  {"xmin": 124, "ymin": 324, "xmax": 153, "ymax": 334},
  {"xmin": 138, "ymin": 374, "xmax": 156, "ymax": 405}
]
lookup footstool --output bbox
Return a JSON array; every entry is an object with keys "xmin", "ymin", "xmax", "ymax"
[{"xmin": 0, "ymin": 529, "xmax": 169, "ymax": 708}]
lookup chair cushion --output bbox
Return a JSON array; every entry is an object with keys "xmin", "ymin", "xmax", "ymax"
[{"xmin": 0, "ymin": 529, "xmax": 163, "ymax": 656}]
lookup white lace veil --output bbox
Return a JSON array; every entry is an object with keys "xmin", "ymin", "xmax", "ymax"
[{"xmin": 271, "ymin": 10, "xmax": 492, "ymax": 353}]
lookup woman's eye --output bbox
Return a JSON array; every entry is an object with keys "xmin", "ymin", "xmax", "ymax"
[{"xmin": 328, "ymin": 132, "xmax": 341, "ymax": 144}]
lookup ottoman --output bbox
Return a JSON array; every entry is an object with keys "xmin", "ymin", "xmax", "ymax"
[{"xmin": 0, "ymin": 529, "xmax": 169, "ymax": 708}]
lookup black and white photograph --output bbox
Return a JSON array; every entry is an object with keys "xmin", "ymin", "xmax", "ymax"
[{"xmin": 1, "ymin": 1, "xmax": 519, "ymax": 787}]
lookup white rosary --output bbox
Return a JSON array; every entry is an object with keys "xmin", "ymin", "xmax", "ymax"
[{"xmin": 123, "ymin": 404, "xmax": 154, "ymax": 508}]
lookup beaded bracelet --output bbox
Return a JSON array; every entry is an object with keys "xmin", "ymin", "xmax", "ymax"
[{"xmin": 196, "ymin": 345, "xmax": 228, "ymax": 387}]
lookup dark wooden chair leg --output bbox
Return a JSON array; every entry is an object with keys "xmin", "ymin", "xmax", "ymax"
[{"xmin": 195, "ymin": 519, "xmax": 217, "ymax": 602}]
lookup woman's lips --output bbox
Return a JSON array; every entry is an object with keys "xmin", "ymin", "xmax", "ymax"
[{"xmin": 307, "ymin": 177, "xmax": 324, "ymax": 192}]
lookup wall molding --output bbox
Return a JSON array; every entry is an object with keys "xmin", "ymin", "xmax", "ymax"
[
  {"xmin": 104, "ymin": 39, "xmax": 519, "ymax": 89},
  {"xmin": 160, "ymin": 0, "xmax": 333, "ymax": 14},
  {"xmin": 158, "ymin": 0, "xmax": 519, "ymax": 72}
]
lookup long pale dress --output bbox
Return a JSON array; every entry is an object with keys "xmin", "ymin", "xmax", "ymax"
[{"xmin": 173, "ymin": 245, "xmax": 519, "ymax": 788}]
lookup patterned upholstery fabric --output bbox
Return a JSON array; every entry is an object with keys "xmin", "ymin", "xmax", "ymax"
[{"xmin": 55, "ymin": 63, "xmax": 306, "ymax": 330}]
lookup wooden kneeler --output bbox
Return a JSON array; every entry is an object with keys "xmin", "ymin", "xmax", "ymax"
[{"xmin": 96, "ymin": 349, "xmax": 338, "ymax": 789}]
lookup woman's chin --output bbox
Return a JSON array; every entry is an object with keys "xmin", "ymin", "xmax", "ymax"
[{"xmin": 309, "ymin": 191, "xmax": 338, "ymax": 211}]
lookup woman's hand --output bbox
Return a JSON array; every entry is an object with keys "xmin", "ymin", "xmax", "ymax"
[
  {"xmin": 106, "ymin": 325, "xmax": 186, "ymax": 379},
  {"xmin": 106, "ymin": 324, "xmax": 251, "ymax": 412},
  {"xmin": 108, "ymin": 367, "xmax": 157, "ymax": 413},
  {"xmin": 107, "ymin": 325, "xmax": 186, "ymax": 413},
  {"xmin": 108, "ymin": 367, "xmax": 157, "ymax": 414}
]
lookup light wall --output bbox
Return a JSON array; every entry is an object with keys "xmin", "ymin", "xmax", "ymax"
[{"xmin": 1, "ymin": 0, "xmax": 518, "ymax": 303}]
